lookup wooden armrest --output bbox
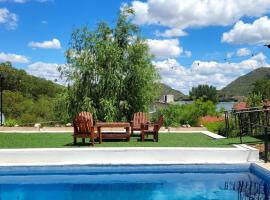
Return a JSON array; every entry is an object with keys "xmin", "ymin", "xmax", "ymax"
[{"xmin": 141, "ymin": 122, "xmax": 150, "ymax": 130}]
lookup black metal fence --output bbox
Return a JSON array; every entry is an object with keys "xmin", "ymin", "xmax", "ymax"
[{"xmin": 225, "ymin": 106, "xmax": 270, "ymax": 163}]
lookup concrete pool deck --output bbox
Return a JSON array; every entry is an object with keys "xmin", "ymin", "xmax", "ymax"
[{"xmin": 0, "ymin": 144, "xmax": 259, "ymax": 166}]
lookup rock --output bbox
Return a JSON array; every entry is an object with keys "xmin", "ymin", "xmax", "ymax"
[
  {"xmin": 187, "ymin": 124, "xmax": 191, "ymax": 128},
  {"xmin": 66, "ymin": 123, "xmax": 72, "ymax": 127},
  {"xmin": 34, "ymin": 123, "xmax": 41, "ymax": 128},
  {"xmin": 200, "ymin": 124, "xmax": 204, "ymax": 127},
  {"xmin": 14, "ymin": 124, "xmax": 19, "ymax": 127},
  {"xmin": 182, "ymin": 124, "xmax": 187, "ymax": 128}
]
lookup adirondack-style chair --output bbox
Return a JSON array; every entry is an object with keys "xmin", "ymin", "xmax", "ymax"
[
  {"xmin": 130, "ymin": 112, "xmax": 149, "ymax": 134},
  {"xmin": 140, "ymin": 115, "xmax": 164, "ymax": 142},
  {"xmin": 73, "ymin": 112, "xmax": 98, "ymax": 146}
]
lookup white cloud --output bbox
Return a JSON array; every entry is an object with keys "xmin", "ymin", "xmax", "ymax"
[
  {"xmin": 0, "ymin": 8, "xmax": 17, "ymax": 29},
  {"xmin": 222, "ymin": 16, "xmax": 270, "ymax": 44},
  {"xmin": 153, "ymin": 53, "xmax": 269, "ymax": 94},
  {"xmin": 130, "ymin": 1, "xmax": 150, "ymax": 25},
  {"xmin": 155, "ymin": 28, "xmax": 187, "ymax": 38},
  {"xmin": 28, "ymin": 38, "xmax": 61, "ymax": 49},
  {"xmin": 26, "ymin": 62, "xmax": 64, "ymax": 84},
  {"xmin": 236, "ymin": 48, "xmax": 251, "ymax": 57},
  {"xmin": 183, "ymin": 51, "xmax": 192, "ymax": 58},
  {"xmin": 131, "ymin": 0, "xmax": 270, "ymax": 29},
  {"xmin": 0, "ymin": 52, "xmax": 29, "ymax": 63},
  {"xmin": 226, "ymin": 52, "xmax": 234, "ymax": 58},
  {"xmin": 147, "ymin": 39, "xmax": 182, "ymax": 58}
]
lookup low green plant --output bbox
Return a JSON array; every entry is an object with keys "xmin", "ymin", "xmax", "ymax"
[
  {"xmin": 153, "ymin": 99, "xmax": 219, "ymax": 127},
  {"xmin": 203, "ymin": 120, "xmax": 240, "ymax": 137},
  {"xmin": 4, "ymin": 119, "xmax": 17, "ymax": 127},
  {"xmin": 247, "ymin": 92, "xmax": 263, "ymax": 107}
]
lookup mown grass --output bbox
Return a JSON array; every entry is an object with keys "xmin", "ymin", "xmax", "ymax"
[{"xmin": 0, "ymin": 132, "xmax": 263, "ymax": 148}]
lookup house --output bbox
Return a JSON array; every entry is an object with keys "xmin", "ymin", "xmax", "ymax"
[{"xmin": 163, "ymin": 94, "xmax": 174, "ymax": 103}]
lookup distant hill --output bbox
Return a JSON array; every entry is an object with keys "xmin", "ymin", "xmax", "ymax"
[
  {"xmin": 0, "ymin": 62, "xmax": 64, "ymax": 99},
  {"xmin": 160, "ymin": 83, "xmax": 187, "ymax": 101},
  {"xmin": 0, "ymin": 62, "xmax": 66, "ymax": 124},
  {"xmin": 219, "ymin": 67, "xmax": 270, "ymax": 98}
]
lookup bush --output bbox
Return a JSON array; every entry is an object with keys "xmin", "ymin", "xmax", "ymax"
[
  {"xmin": 152, "ymin": 99, "xmax": 219, "ymax": 127},
  {"xmin": 247, "ymin": 93, "xmax": 263, "ymax": 107},
  {"xmin": 203, "ymin": 121, "xmax": 225, "ymax": 134},
  {"xmin": 203, "ymin": 120, "xmax": 240, "ymax": 137},
  {"xmin": 4, "ymin": 119, "xmax": 17, "ymax": 127}
]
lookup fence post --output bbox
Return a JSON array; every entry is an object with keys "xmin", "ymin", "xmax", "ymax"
[
  {"xmin": 265, "ymin": 126, "xmax": 269, "ymax": 163},
  {"xmin": 225, "ymin": 111, "xmax": 229, "ymax": 137}
]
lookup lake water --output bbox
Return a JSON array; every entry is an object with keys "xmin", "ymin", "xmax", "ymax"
[{"xmin": 177, "ymin": 101, "xmax": 235, "ymax": 111}]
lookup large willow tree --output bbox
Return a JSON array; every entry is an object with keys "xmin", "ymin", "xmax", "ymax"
[{"xmin": 62, "ymin": 8, "xmax": 160, "ymax": 121}]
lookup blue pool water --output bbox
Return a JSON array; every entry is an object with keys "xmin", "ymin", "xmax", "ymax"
[{"xmin": 0, "ymin": 164, "xmax": 269, "ymax": 200}]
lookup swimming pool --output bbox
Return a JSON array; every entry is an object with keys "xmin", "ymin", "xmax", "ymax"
[{"xmin": 0, "ymin": 164, "xmax": 269, "ymax": 200}]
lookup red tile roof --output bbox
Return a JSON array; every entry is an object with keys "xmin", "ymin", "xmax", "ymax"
[{"xmin": 233, "ymin": 102, "xmax": 248, "ymax": 111}]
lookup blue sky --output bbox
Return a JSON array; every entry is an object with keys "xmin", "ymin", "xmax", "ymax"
[{"xmin": 1, "ymin": 0, "xmax": 270, "ymax": 94}]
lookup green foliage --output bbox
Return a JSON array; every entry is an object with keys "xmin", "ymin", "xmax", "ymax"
[
  {"xmin": 0, "ymin": 62, "xmax": 67, "ymax": 125},
  {"xmin": 252, "ymin": 79, "xmax": 270, "ymax": 100},
  {"xmin": 52, "ymin": 93, "xmax": 70, "ymax": 123},
  {"xmin": 63, "ymin": 9, "xmax": 160, "ymax": 121},
  {"xmin": 189, "ymin": 84, "xmax": 218, "ymax": 103},
  {"xmin": 203, "ymin": 121, "xmax": 226, "ymax": 134},
  {"xmin": 247, "ymin": 92, "xmax": 263, "ymax": 107},
  {"xmin": 153, "ymin": 99, "xmax": 218, "ymax": 127},
  {"xmin": 203, "ymin": 121, "xmax": 238, "ymax": 137},
  {"xmin": 0, "ymin": 62, "xmax": 64, "ymax": 99},
  {"xmin": 4, "ymin": 119, "xmax": 17, "ymax": 127}
]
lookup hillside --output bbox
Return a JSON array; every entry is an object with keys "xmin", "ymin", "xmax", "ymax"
[
  {"xmin": 0, "ymin": 62, "xmax": 66, "ymax": 125},
  {"xmin": 0, "ymin": 62, "xmax": 64, "ymax": 99},
  {"xmin": 160, "ymin": 83, "xmax": 187, "ymax": 101},
  {"xmin": 219, "ymin": 67, "xmax": 270, "ymax": 98}
]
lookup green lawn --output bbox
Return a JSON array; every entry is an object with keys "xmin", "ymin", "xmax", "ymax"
[{"xmin": 0, "ymin": 132, "xmax": 263, "ymax": 148}]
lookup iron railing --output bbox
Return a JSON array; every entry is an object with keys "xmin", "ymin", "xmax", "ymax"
[{"xmin": 225, "ymin": 106, "xmax": 270, "ymax": 163}]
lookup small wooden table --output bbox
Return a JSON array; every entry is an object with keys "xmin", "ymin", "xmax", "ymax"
[{"xmin": 95, "ymin": 122, "xmax": 131, "ymax": 143}]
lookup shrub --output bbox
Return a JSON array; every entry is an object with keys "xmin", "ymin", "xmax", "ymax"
[
  {"xmin": 203, "ymin": 121, "xmax": 225, "ymax": 134},
  {"xmin": 152, "ymin": 99, "xmax": 219, "ymax": 127},
  {"xmin": 247, "ymin": 93, "xmax": 263, "ymax": 107},
  {"xmin": 4, "ymin": 119, "xmax": 17, "ymax": 127},
  {"xmin": 203, "ymin": 120, "xmax": 240, "ymax": 137}
]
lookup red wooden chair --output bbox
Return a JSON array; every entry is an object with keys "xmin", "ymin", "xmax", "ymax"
[
  {"xmin": 140, "ymin": 115, "xmax": 164, "ymax": 142},
  {"xmin": 73, "ymin": 112, "xmax": 98, "ymax": 146},
  {"xmin": 130, "ymin": 112, "xmax": 149, "ymax": 134}
]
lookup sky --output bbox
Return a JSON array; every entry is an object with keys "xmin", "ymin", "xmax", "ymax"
[{"xmin": 1, "ymin": 0, "xmax": 270, "ymax": 94}]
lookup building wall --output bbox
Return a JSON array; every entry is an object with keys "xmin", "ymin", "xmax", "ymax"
[{"xmin": 163, "ymin": 95, "xmax": 174, "ymax": 103}]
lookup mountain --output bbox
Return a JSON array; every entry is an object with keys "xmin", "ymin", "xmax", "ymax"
[
  {"xmin": 219, "ymin": 67, "xmax": 270, "ymax": 99},
  {"xmin": 160, "ymin": 83, "xmax": 187, "ymax": 101}
]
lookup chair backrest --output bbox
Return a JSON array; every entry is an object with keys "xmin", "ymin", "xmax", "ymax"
[
  {"xmin": 73, "ymin": 112, "xmax": 93, "ymax": 134},
  {"xmin": 79, "ymin": 111, "xmax": 94, "ymax": 126},
  {"xmin": 154, "ymin": 115, "xmax": 164, "ymax": 132},
  {"xmin": 133, "ymin": 112, "xmax": 148, "ymax": 126}
]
